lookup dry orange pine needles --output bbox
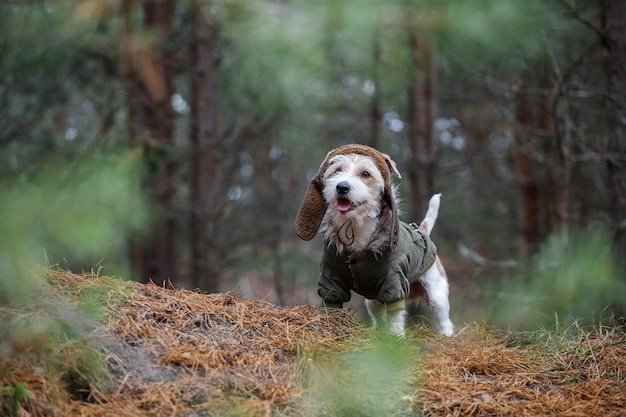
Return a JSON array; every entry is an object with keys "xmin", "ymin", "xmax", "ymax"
[
  {"xmin": 1, "ymin": 269, "xmax": 625, "ymax": 417},
  {"xmin": 416, "ymin": 324, "xmax": 626, "ymax": 416}
]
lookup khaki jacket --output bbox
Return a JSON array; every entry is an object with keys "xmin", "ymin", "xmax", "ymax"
[{"xmin": 318, "ymin": 221, "xmax": 437, "ymax": 306}]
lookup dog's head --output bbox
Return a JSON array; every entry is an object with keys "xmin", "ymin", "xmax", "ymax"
[
  {"xmin": 295, "ymin": 144, "xmax": 401, "ymax": 251},
  {"xmin": 321, "ymin": 153, "xmax": 397, "ymax": 221}
]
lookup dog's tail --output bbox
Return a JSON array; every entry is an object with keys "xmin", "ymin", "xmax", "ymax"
[{"xmin": 418, "ymin": 193, "xmax": 441, "ymax": 236}]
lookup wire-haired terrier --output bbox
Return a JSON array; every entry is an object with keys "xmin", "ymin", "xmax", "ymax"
[{"xmin": 296, "ymin": 144, "xmax": 454, "ymax": 337}]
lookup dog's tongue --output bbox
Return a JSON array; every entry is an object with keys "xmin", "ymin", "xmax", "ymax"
[{"xmin": 337, "ymin": 198, "xmax": 352, "ymax": 213}]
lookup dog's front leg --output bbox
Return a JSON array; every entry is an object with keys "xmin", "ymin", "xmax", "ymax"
[
  {"xmin": 365, "ymin": 299, "xmax": 407, "ymax": 337},
  {"xmin": 364, "ymin": 298, "xmax": 385, "ymax": 330},
  {"xmin": 386, "ymin": 301, "xmax": 407, "ymax": 337}
]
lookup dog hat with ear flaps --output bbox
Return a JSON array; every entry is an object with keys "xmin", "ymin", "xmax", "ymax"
[{"xmin": 294, "ymin": 143, "xmax": 400, "ymax": 252}]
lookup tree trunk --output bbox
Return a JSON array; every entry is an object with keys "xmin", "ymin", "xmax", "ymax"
[
  {"xmin": 544, "ymin": 85, "xmax": 571, "ymax": 236},
  {"xmin": 514, "ymin": 84, "xmax": 540, "ymax": 258},
  {"xmin": 189, "ymin": 0, "xmax": 220, "ymax": 292},
  {"xmin": 541, "ymin": 90, "xmax": 560, "ymax": 232},
  {"xmin": 407, "ymin": 29, "xmax": 437, "ymax": 220},
  {"xmin": 124, "ymin": 0, "xmax": 177, "ymax": 286},
  {"xmin": 601, "ymin": 0, "xmax": 626, "ymax": 254},
  {"xmin": 369, "ymin": 30, "xmax": 382, "ymax": 150},
  {"xmin": 122, "ymin": 0, "xmax": 144, "ymax": 277}
]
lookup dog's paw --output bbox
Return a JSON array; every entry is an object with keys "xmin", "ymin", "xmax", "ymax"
[
  {"xmin": 438, "ymin": 321, "xmax": 455, "ymax": 336},
  {"xmin": 389, "ymin": 326, "xmax": 406, "ymax": 338}
]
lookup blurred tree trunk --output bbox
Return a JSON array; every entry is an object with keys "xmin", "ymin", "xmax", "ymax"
[
  {"xmin": 124, "ymin": 0, "xmax": 142, "ymax": 280},
  {"xmin": 547, "ymin": 78, "xmax": 572, "ymax": 236},
  {"xmin": 123, "ymin": 0, "xmax": 140, "ymax": 150},
  {"xmin": 513, "ymin": 83, "xmax": 540, "ymax": 258},
  {"xmin": 124, "ymin": 0, "xmax": 177, "ymax": 286},
  {"xmin": 189, "ymin": 1, "xmax": 220, "ymax": 292},
  {"xmin": 601, "ymin": 0, "xmax": 626, "ymax": 254},
  {"xmin": 369, "ymin": 30, "xmax": 382, "ymax": 150},
  {"xmin": 514, "ymin": 73, "xmax": 572, "ymax": 258},
  {"xmin": 541, "ymin": 90, "xmax": 561, "ymax": 232},
  {"xmin": 407, "ymin": 29, "xmax": 437, "ymax": 219},
  {"xmin": 268, "ymin": 142, "xmax": 287, "ymax": 305}
]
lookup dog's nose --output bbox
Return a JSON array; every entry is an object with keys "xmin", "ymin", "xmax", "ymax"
[{"xmin": 336, "ymin": 182, "xmax": 350, "ymax": 195}]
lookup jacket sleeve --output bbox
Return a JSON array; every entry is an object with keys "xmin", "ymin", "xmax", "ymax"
[
  {"xmin": 375, "ymin": 253, "xmax": 410, "ymax": 304},
  {"xmin": 318, "ymin": 247, "xmax": 351, "ymax": 306}
]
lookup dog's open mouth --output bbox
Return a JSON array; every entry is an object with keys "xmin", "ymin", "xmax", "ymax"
[{"xmin": 337, "ymin": 197, "xmax": 364, "ymax": 213}]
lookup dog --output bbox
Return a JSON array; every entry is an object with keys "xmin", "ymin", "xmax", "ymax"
[{"xmin": 295, "ymin": 144, "xmax": 454, "ymax": 337}]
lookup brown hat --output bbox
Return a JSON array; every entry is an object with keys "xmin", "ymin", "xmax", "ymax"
[{"xmin": 294, "ymin": 144, "xmax": 400, "ymax": 252}]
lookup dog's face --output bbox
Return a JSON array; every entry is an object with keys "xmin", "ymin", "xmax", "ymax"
[
  {"xmin": 321, "ymin": 154, "xmax": 387, "ymax": 223},
  {"xmin": 313, "ymin": 148, "xmax": 401, "ymax": 253}
]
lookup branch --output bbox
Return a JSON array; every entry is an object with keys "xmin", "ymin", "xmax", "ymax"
[
  {"xmin": 556, "ymin": 0, "xmax": 603, "ymax": 39},
  {"xmin": 457, "ymin": 242, "xmax": 519, "ymax": 269}
]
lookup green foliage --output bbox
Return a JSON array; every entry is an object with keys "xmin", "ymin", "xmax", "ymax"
[
  {"xmin": 0, "ymin": 1, "xmax": 125, "ymax": 179},
  {"xmin": 1, "ymin": 382, "xmax": 31, "ymax": 417},
  {"xmin": 436, "ymin": 0, "xmax": 583, "ymax": 74},
  {"xmin": 488, "ymin": 227, "xmax": 625, "ymax": 330},
  {"xmin": 0, "ymin": 153, "xmax": 148, "ymax": 303},
  {"xmin": 303, "ymin": 334, "xmax": 417, "ymax": 416},
  {"xmin": 0, "ymin": 152, "xmax": 147, "ymax": 394},
  {"xmin": 0, "ymin": 150, "xmax": 146, "ymax": 407},
  {"xmin": 54, "ymin": 338, "xmax": 111, "ymax": 401}
]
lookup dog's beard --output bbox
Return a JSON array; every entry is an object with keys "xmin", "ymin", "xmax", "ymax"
[
  {"xmin": 333, "ymin": 207, "xmax": 383, "ymax": 247},
  {"xmin": 321, "ymin": 196, "xmax": 389, "ymax": 254},
  {"xmin": 336, "ymin": 219, "xmax": 355, "ymax": 247},
  {"xmin": 321, "ymin": 184, "xmax": 400, "ymax": 255}
]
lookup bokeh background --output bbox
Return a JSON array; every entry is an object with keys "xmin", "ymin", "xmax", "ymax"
[{"xmin": 1, "ymin": 0, "xmax": 624, "ymax": 330}]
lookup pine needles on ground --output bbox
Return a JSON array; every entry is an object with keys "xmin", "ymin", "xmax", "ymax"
[{"xmin": 1, "ymin": 269, "xmax": 624, "ymax": 416}]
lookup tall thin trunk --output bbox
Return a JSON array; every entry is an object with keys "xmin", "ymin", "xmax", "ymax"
[
  {"xmin": 369, "ymin": 30, "xmax": 382, "ymax": 149},
  {"xmin": 601, "ymin": 0, "xmax": 626, "ymax": 254},
  {"xmin": 543, "ymin": 84, "xmax": 571, "ymax": 236},
  {"xmin": 541, "ymin": 90, "xmax": 560, "ymax": 232},
  {"xmin": 551, "ymin": 73, "xmax": 573, "ymax": 242},
  {"xmin": 514, "ymin": 84, "xmax": 540, "ymax": 258},
  {"xmin": 407, "ymin": 29, "xmax": 437, "ymax": 219},
  {"xmin": 122, "ymin": 0, "xmax": 145, "ymax": 276},
  {"xmin": 270, "ymin": 142, "xmax": 286, "ymax": 305},
  {"xmin": 126, "ymin": 0, "xmax": 176, "ymax": 286},
  {"xmin": 190, "ymin": 1, "xmax": 219, "ymax": 292}
]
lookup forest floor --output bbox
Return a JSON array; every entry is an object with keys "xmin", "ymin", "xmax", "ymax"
[{"xmin": 1, "ymin": 269, "xmax": 625, "ymax": 416}]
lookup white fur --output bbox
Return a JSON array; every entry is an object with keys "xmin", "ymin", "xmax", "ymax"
[
  {"xmin": 320, "ymin": 153, "xmax": 454, "ymax": 337},
  {"xmin": 418, "ymin": 264, "xmax": 454, "ymax": 336},
  {"xmin": 419, "ymin": 193, "xmax": 441, "ymax": 234},
  {"xmin": 364, "ymin": 299, "xmax": 409, "ymax": 337},
  {"xmin": 320, "ymin": 154, "xmax": 389, "ymax": 253}
]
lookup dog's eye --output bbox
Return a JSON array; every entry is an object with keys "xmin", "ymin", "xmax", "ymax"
[
  {"xmin": 361, "ymin": 171, "xmax": 370, "ymax": 178},
  {"xmin": 333, "ymin": 168, "xmax": 343, "ymax": 175}
]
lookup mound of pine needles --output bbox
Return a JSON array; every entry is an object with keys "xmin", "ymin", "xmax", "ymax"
[{"xmin": 1, "ymin": 269, "xmax": 624, "ymax": 416}]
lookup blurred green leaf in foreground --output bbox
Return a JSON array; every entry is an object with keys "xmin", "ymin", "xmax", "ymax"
[
  {"xmin": 0, "ymin": 153, "xmax": 148, "ymax": 304},
  {"xmin": 488, "ymin": 227, "xmax": 625, "ymax": 330},
  {"xmin": 303, "ymin": 334, "xmax": 416, "ymax": 416}
]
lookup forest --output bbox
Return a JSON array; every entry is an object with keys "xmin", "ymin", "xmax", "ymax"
[
  {"xmin": 1, "ymin": 0, "xmax": 625, "ymax": 329},
  {"xmin": 2, "ymin": 1, "xmax": 626, "ymax": 416}
]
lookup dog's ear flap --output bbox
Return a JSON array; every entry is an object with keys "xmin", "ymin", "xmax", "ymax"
[
  {"xmin": 381, "ymin": 152, "xmax": 400, "ymax": 252},
  {"xmin": 295, "ymin": 151, "xmax": 332, "ymax": 241},
  {"xmin": 382, "ymin": 169, "xmax": 400, "ymax": 253},
  {"xmin": 383, "ymin": 153, "xmax": 402, "ymax": 179}
]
